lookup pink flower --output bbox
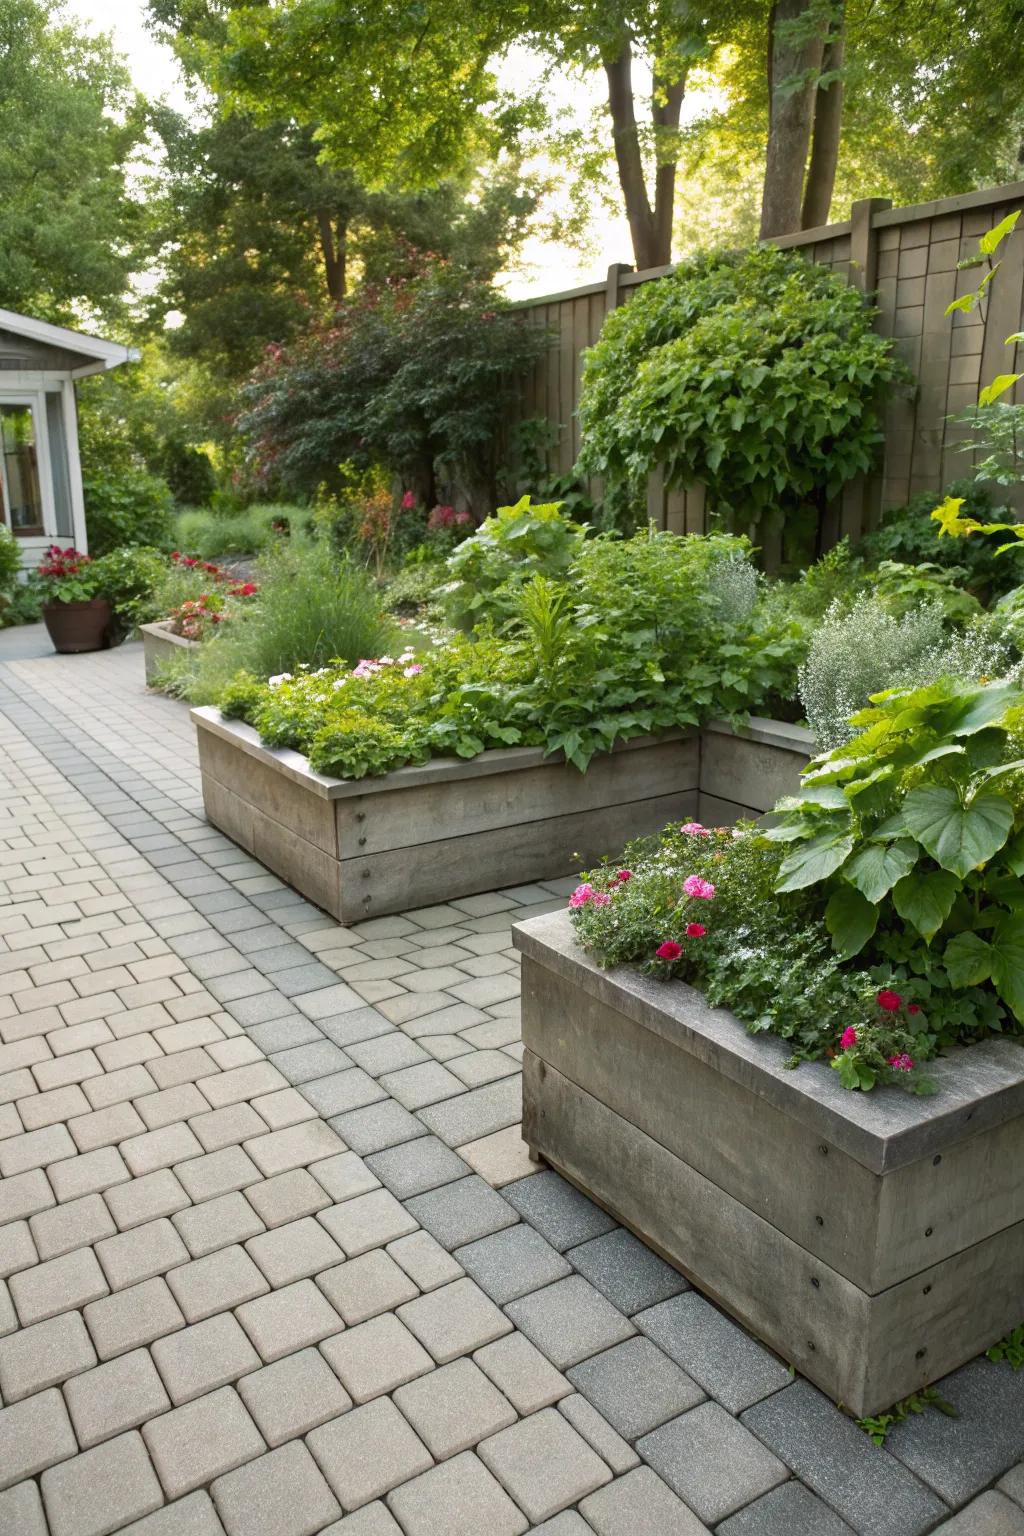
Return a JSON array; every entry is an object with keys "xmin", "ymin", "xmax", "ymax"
[
  {"xmin": 568, "ymin": 883, "xmax": 595, "ymax": 909},
  {"xmin": 682, "ymin": 875, "xmax": 715, "ymax": 900},
  {"xmin": 403, "ymin": 664, "xmax": 422, "ymax": 678},
  {"xmin": 877, "ymin": 990, "xmax": 902, "ymax": 1013},
  {"xmin": 592, "ymin": 892, "xmax": 611, "ymax": 907},
  {"xmin": 656, "ymin": 941, "xmax": 683, "ymax": 961},
  {"xmin": 616, "ymin": 870, "xmax": 633, "ymax": 882},
  {"xmin": 680, "ymin": 822, "xmax": 710, "ymax": 836},
  {"xmin": 907, "ymin": 1004, "xmax": 921, "ymax": 1015},
  {"xmin": 401, "ymin": 491, "xmax": 417, "ymax": 510},
  {"xmin": 888, "ymin": 1053, "xmax": 915, "ymax": 1071},
  {"xmin": 685, "ymin": 923, "xmax": 706, "ymax": 938},
  {"xmin": 840, "ymin": 1026, "xmax": 858, "ymax": 1050}
]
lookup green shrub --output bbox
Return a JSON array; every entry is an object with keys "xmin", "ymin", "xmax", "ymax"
[
  {"xmin": 577, "ymin": 244, "xmax": 908, "ymax": 535},
  {"xmin": 443, "ymin": 497, "xmax": 587, "ymax": 630},
  {"xmin": 382, "ymin": 562, "xmax": 447, "ymax": 614},
  {"xmin": 83, "ymin": 462, "xmax": 175, "ymax": 555},
  {"xmin": 860, "ymin": 560, "xmax": 982, "ymax": 626},
  {"xmin": 91, "ymin": 547, "xmax": 168, "ymax": 636},
  {"xmin": 172, "ymin": 503, "xmax": 312, "ymax": 560},
  {"xmin": 0, "ymin": 525, "xmax": 19, "ymax": 595},
  {"xmin": 859, "ymin": 482, "xmax": 1019, "ymax": 600}
]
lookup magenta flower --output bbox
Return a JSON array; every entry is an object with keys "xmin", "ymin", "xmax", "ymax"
[
  {"xmin": 682, "ymin": 875, "xmax": 715, "ymax": 900},
  {"xmin": 401, "ymin": 490, "xmax": 417, "ymax": 509},
  {"xmin": 680, "ymin": 822, "xmax": 710, "ymax": 836},
  {"xmin": 840, "ymin": 1026, "xmax": 858, "ymax": 1050},
  {"xmin": 655, "ymin": 941, "xmax": 683, "ymax": 961},
  {"xmin": 568, "ymin": 883, "xmax": 595, "ymax": 909},
  {"xmin": 888, "ymin": 1053, "xmax": 914, "ymax": 1071},
  {"xmin": 685, "ymin": 923, "xmax": 706, "ymax": 938},
  {"xmin": 616, "ymin": 869, "xmax": 633, "ymax": 882},
  {"xmin": 877, "ymin": 989, "xmax": 902, "ymax": 1013},
  {"xmin": 592, "ymin": 892, "xmax": 611, "ymax": 907}
]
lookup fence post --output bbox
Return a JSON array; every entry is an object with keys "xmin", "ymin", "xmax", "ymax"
[
  {"xmin": 605, "ymin": 262, "xmax": 633, "ymax": 313},
  {"xmin": 848, "ymin": 197, "xmax": 892, "ymax": 294}
]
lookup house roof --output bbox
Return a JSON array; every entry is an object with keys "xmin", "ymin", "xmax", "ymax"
[{"xmin": 0, "ymin": 308, "xmax": 140, "ymax": 379}]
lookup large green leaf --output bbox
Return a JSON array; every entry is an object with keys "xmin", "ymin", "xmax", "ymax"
[
  {"xmin": 902, "ymin": 785, "xmax": 1013, "ymax": 878},
  {"xmin": 826, "ymin": 883, "xmax": 878, "ymax": 959},
  {"xmin": 945, "ymin": 683, "xmax": 1017, "ymax": 738},
  {"xmin": 892, "ymin": 869, "xmax": 960, "ymax": 940},
  {"xmin": 990, "ymin": 913, "xmax": 1024, "ymax": 1023},
  {"xmin": 777, "ymin": 831, "xmax": 855, "ymax": 893},
  {"xmin": 843, "ymin": 839, "xmax": 918, "ymax": 904},
  {"xmin": 944, "ymin": 931, "xmax": 993, "ymax": 988}
]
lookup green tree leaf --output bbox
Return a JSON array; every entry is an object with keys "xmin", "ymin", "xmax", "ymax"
[
  {"xmin": 826, "ymin": 883, "xmax": 879, "ymax": 959},
  {"xmin": 944, "ymin": 931, "xmax": 993, "ymax": 987},
  {"xmin": 902, "ymin": 785, "xmax": 1013, "ymax": 877},
  {"xmin": 892, "ymin": 869, "xmax": 961, "ymax": 940},
  {"xmin": 777, "ymin": 831, "xmax": 854, "ymax": 893},
  {"xmin": 843, "ymin": 839, "xmax": 919, "ymax": 903}
]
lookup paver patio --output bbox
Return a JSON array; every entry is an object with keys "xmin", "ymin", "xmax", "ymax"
[{"xmin": 1, "ymin": 629, "xmax": 1023, "ymax": 1536}]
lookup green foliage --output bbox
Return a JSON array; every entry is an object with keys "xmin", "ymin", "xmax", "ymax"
[
  {"xmin": 0, "ymin": 526, "xmax": 19, "ymax": 595},
  {"xmin": 766, "ymin": 677, "xmax": 1024, "ymax": 1062},
  {"xmin": 857, "ymin": 1388, "xmax": 958, "ymax": 1448},
  {"xmin": 158, "ymin": 439, "xmax": 217, "ymax": 507},
  {"xmin": 861, "ymin": 561, "xmax": 981, "ymax": 626},
  {"xmin": 235, "ymin": 261, "xmax": 548, "ymax": 511},
  {"xmin": 577, "ymin": 246, "xmax": 907, "ymax": 534},
  {"xmin": 987, "ymin": 1324, "xmax": 1024, "ymax": 1370},
  {"xmin": 443, "ymin": 498, "xmax": 587, "ymax": 629},
  {"xmin": 171, "ymin": 505, "xmax": 311, "ymax": 560},
  {"xmin": 82, "ymin": 462, "xmax": 175, "ymax": 557},
  {"xmin": 90, "ymin": 547, "xmax": 168, "ymax": 635},
  {"xmin": 0, "ymin": 581, "xmax": 42, "ymax": 628},
  {"xmin": 860, "ymin": 483, "xmax": 1019, "ymax": 601},
  {"xmin": 382, "ymin": 563, "xmax": 447, "ymax": 616}
]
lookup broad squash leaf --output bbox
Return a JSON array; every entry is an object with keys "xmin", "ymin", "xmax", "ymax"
[
  {"xmin": 902, "ymin": 785, "xmax": 1013, "ymax": 877},
  {"xmin": 892, "ymin": 869, "xmax": 960, "ymax": 941},
  {"xmin": 990, "ymin": 913, "xmax": 1024, "ymax": 1023},
  {"xmin": 777, "ymin": 831, "xmax": 854, "ymax": 893},
  {"xmin": 843, "ymin": 839, "xmax": 918, "ymax": 904},
  {"xmin": 944, "ymin": 931, "xmax": 993, "ymax": 988},
  {"xmin": 826, "ymin": 883, "xmax": 879, "ymax": 959}
]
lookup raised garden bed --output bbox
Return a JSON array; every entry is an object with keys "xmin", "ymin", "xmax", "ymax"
[
  {"xmin": 514, "ymin": 907, "xmax": 1024, "ymax": 1417},
  {"xmin": 192, "ymin": 708, "xmax": 810, "ymax": 923},
  {"xmin": 141, "ymin": 621, "xmax": 198, "ymax": 682}
]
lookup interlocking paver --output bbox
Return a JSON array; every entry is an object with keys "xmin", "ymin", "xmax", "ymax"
[
  {"xmin": 152, "ymin": 1311, "xmax": 261, "ymax": 1403},
  {"xmin": 244, "ymin": 1167, "xmax": 331, "ymax": 1227},
  {"xmin": 406, "ymin": 1174, "xmax": 519, "ymax": 1250},
  {"xmin": 0, "ymin": 1308, "xmax": 97, "ymax": 1400},
  {"xmin": 473, "ymin": 1332, "xmax": 572, "ymax": 1415},
  {"xmin": 0, "ymin": 1166, "xmax": 55, "ymax": 1224},
  {"xmin": 478, "ymin": 1406, "xmax": 612, "ymax": 1524},
  {"xmin": 394, "ymin": 1357, "xmax": 518, "ymax": 1459},
  {"xmin": 0, "ymin": 1386, "xmax": 77, "ymax": 1489},
  {"xmin": 567, "ymin": 1335, "xmax": 704, "ymax": 1440},
  {"xmin": 638, "ymin": 1403, "xmax": 789, "ymax": 1526},
  {"xmin": 212, "ymin": 1441, "xmax": 342, "ymax": 1536},
  {"xmin": 502, "ymin": 1172, "xmax": 616, "ymax": 1252},
  {"xmin": 236, "ymin": 1346, "xmax": 352, "ymax": 1447},
  {"xmin": 245, "ymin": 1214, "xmax": 345, "ymax": 1285},
  {"xmin": 64, "ymin": 1349, "xmax": 171, "ymax": 1448},
  {"xmin": 929, "ymin": 1492, "xmax": 1024, "ymax": 1534},
  {"xmin": 307, "ymin": 1396, "xmax": 433, "ymax": 1512},
  {"xmin": 318, "ymin": 1188, "xmax": 419, "ymax": 1255},
  {"xmin": 417, "ymin": 1077, "xmax": 522, "ymax": 1147},
  {"xmin": 243, "ymin": 1119, "xmax": 345, "ymax": 1176},
  {"xmin": 715, "ymin": 1479, "xmax": 856, "ymax": 1535},
  {"xmin": 387, "ymin": 1450, "xmax": 528, "ymax": 1536},
  {"xmin": 172, "ymin": 1190, "xmax": 265, "ymax": 1257},
  {"xmin": 235, "ymin": 1277, "xmax": 343, "ymax": 1361},
  {"xmin": 455, "ymin": 1224, "xmax": 571, "ymax": 1304},
  {"xmin": 567, "ymin": 1229, "xmax": 687, "ymax": 1315},
  {"xmin": 364, "ymin": 1136, "xmax": 469, "ymax": 1199},
  {"xmin": 316, "ymin": 1249, "xmax": 419, "ymax": 1324},
  {"xmin": 399, "ymin": 1276, "xmax": 512, "ymax": 1362},
  {"xmin": 637, "ymin": 1292, "xmax": 789, "ymax": 1413},
  {"xmin": 103, "ymin": 1167, "xmax": 190, "ymax": 1230},
  {"xmin": 387, "ymin": 1230, "xmax": 464, "ymax": 1291},
  {"xmin": 9, "ymin": 1244, "xmax": 108, "ymax": 1326},
  {"xmin": 885, "ymin": 1359, "xmax": 1024, "ymax": 1507},
  {"xmin": 94, "ymin": 1217, "xmax": 189, "ymax": 1289},
  {"xmin": 0, "ymin": 1481, "xmax": 48, "ymax": 1536},
  {"xmin": 321, "ymin": 1311, "xmax": 433, "ymax": 1401},
  {"xmin": 578, "ymin": 1466, "xmax": 711, "ymax": 1535},
  {"xmin": 144, "ymin": 1385, "xmax": 266, "ymax": 1500},
  {"xmin": 188, "ymin": 1101, "xmax": 265, "ymax": 1151},
  {"xmin": 0, "ymin": 1218, "xmax": 37, "ymax": 1278},
  {"xmin": 41, "ymin": 1429, "xmax": 164, "ymax": 1536},
  {"xmin": 165, "ymin": 1243, "xmax": 270, "ymax": 1322},
  {"xmin": 84, "ymin": 1274, "xmax": 185, "ymax": 1358},
  {"xmin": 506, "ymin": 1276, "xmax": 634, "ymax": 1370}
]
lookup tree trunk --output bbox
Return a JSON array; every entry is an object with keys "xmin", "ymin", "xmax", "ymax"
[
  {"xmin": 801, "ymin": 19, "xmax": 845, "ymax": 229},
  {"xmin": 759, "ymin": 0, "xmax": 827, "ymax": 239},
  {"xmin": 317, "ymin": 211, "xmax": 347, "ymax": 302},
  {"xmin": 650, "ymin": 73, "xmax": 686, "ymax": 269}
]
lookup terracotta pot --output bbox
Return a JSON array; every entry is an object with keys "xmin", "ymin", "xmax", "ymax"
[{"xmin": 42, "ymin": 598, "xmax": 112, "ymax": 654}]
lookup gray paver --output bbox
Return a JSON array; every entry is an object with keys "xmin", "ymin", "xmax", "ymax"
[
  {"xmin": 0, "ymin": 1386, "xmax": 77, "ymax": 1488},
  {"xmin": 716, "ymin": 1479, "xmax": 857, "ymax": 1535},
  {"xmin": 455, "ymin": 1223, "xmax": 571, "ymax": 1304},
  {"xmin": 506, "ymin": 1275, "xmax": 634, "ymax": 1370},
  {"xmin": 316, "ymin": 1249, "xmax": 418, "ymax": 1325},
  {"xmin": 559, "ymin": 1392, "xmax": 639, "ymax": 1473},
  {"xmin": 41, "ymin": 1429, "xmax": 164, "ymax": 1536},
  {"xmin": 151, "ymin": 1311, "xmax": 261, "ymax": 1403},
  {"xmin": 638, "ymin": 1403, "xmax": 788, "ymax": 1526},
  {"xmin": 320, "ymin": 1502, "xmax": 401, "ymax": 1534},
  {"xmin": 329, "ymin": 1100, "xmax": 427, "ymax": 1155},
  {"xmin": 0, "ymin": 1220, "xmax": 38, "ymax": 1279},
  {"xmin": 243, "ymin": 1168, "xmax": 330, "ymax": 1228},
  {"xmin": 417, "ymin": 1077, "xmax": 522, "ymax": 1147},
  {"xmin": 9, "ymin": 1244, "xmax": 108, "ymax": 1325},
  {"xmin": 64, "ymin": 1348, "xmax": 171, "ymax": 1448},
  {"xmin": 236, "ymin": 1346, "xmax": 353, "ymax": 1447},
  {"xmin": 104, "ymin": 1168, "xmax": 190, "ymax": 1230},
  {"xmin": 143, "ymin": 1385, "xmax": 266, "ymax": 1499},
  {"xmin": 387, "ymin": 1230, "xmax": 464, "ymax": 1291},
  {"xmin": 501, "ymin": 1172, "xmax": 618, "ymax": 1251},
  {"xmin": 394, "ymin": 1357, "xmax": 518, "ymax": 1459},
  {"xmin": 579, "ymin": 1466, "xmax": 711, "ymax": 1534},
  {"xmin": 309, "ymin": 1151, "xmax": 381, "ymax": 1204},
  {"xmin": 406, "ymin": 1174, "xmax": 519, "ymax": 1250},
  {"xmin": 364, "ymin": 1136, "xmax": 469, "ymax": 1199},
  {"xmin": 245, "ymin": 1215, "xmax": 345, "ymax": 1285},
  {"xmin": 211, "ymin": 1441, "xmax": 342, "ymax": 1536},
  {"xmin": 474, "ymin": 1331, "xmax": 572, "ymax": 1414},
  {"xmin": 741, "ymin": 1381, "xmax": 949, "ymax": 1536},
  {"xmin": 930, "ymin": 1492, "xmax": 1024, "ymax": 1534},
  {"xmin": 0, "ymin": 1482, "xmax": 48, "ymax": 1536},
  {"xmin": 119, "ymin": 1492, "xmax": 225, "ymax": 1535},
  {"xmin": 321, "ymin": 1311, "xmax": 433, "ymax": 1401},
  {"xmin": 0, "ymin": 1308, "xmax": 97, "ymax": 1400},
  {"xmin": 307, "ymin": 1396, "xmax": 433, "ymax": 1512},
  {"xmin": 386, "ymin": 1450, "xmax": 528, "ymax": 1536},
  {"xmin": 398, "ymin": 1276, "xmax": 512, "ymax": 1362},
  {"xmin": 165, "ymin": 1244, "xmax": 269, "ymax": 1322},
  {"xmin": 94, "ymin": 1217, "xmax": 189, "ymax": 1289},
  {"xmin": 318, "ymin": 1188, "xmax": 418, "ymax": 1255},
  {"xmin": 235, "ymin": 1277, "xmax": 343, "ymax": 1361},
  {"xmin": 637, "ymin": 1292, "xmax": 790, "ymax": 1413},
  {"xmin": 84, "ymin": 1275, "xmax": 185, "ymax": 1357},
  {"xmin": 567, "ymin": 1228, "xmax": 688, "ymax": 1315},
  {"xmin": 478, "ymin": 1405, "xmax": 612, "ymax": 1524},
  {"xmin": 885, "ymin": 1358, "xmax": 1024, "ymax": 1507},
  {"xmin": 172, "ymin": 1190, "xmax": 265, "ymax": 1258},
  {"xmin": 567, "ymin": 1336, "xmax": 705, "ymax": 1440}
]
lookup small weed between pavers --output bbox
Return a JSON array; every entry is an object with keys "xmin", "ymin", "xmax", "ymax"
[
  {"xmin": 987, "ymin": 1324, "xmax": 1024, "ymax": 1370},
  {"xmin": 856, "ymin": 1386, "xmax": 958, "ymax": 1447}
]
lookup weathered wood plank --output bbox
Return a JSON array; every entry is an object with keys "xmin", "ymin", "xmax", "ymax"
[{"xmin": 197, "ymin": 728, "xmax": 338, "ymax": 855}]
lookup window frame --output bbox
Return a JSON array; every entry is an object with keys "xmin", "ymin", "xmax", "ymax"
[{"xmin": 0, "ymin": 390, "xmax": 54, "ymax": 539}]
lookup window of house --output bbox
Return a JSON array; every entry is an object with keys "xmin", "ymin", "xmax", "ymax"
[{"xmin": 0, "ymin": 403, "xmax": 44, "ymax": 536}]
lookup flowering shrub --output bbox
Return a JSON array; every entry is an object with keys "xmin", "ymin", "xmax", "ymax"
[
  {"xmin": 34, "ymin": 547, "xmax": 102, "ymax": 603},
  {"xmin": 168, "ymin": 594, "xmax": 227, "ymax": 641}
]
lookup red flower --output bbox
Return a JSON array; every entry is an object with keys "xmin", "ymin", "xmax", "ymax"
[
  {"xmin": 907, "ymin": 1004, "xmax": 921, "ymax": 1015},
  {"xmin": 840, "ymin": 1026, "xmax": 858, "ymax": 1050},
  {"xmin": 685, "ymin": 923, "xmax": 706, "ymax": 938},
  {"xmin": 877, "ymin": 990, "xmax": 902, "ymax": 1013},
  {"xmin": 616, "ymin": 870, "xmax": 632, "ymax": 882},
  {"xmin": 655, "ymin": 941, "xmax": 683, "ymax": 961},
  {"xmin": 401, "ymin": 491, "xmax": 417, "ymax": 510}
]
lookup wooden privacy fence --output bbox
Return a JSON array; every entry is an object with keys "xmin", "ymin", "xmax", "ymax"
[{"xmin": 511, "ymin": 180, "xmax": 1024, "ymax": 552}]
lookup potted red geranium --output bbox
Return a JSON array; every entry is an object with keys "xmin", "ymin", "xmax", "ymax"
[{"xmin": 36, "ymin": 546, "xmax": 111, "ymax": 653}]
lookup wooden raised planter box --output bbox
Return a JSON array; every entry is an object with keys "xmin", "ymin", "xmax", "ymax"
[
  {"xmin": 141, "ymin": 621, "xmax": 198, "ymax": 682},
  {"xmin": 191, "ymin": 707, "xmax": 811, "ymax": 924},
  {"xmin": 515, "ymin": 908, "xmax": 1024, "ymax": 1416}
]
